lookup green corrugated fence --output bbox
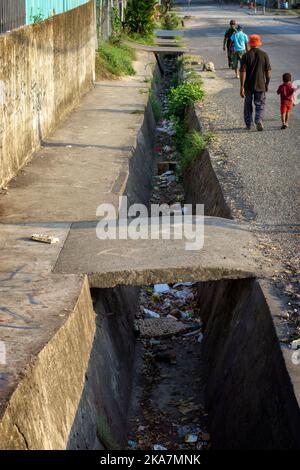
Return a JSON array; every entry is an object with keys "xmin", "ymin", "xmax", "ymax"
[{"xmin": 26, "ymin": 0, "xmax": 90, "ymax": 24}]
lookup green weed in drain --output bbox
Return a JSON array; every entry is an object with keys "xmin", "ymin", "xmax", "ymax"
[
  {"xmin": 97, "ymin": 415, "xmax": 121, "ymax": 450},
  {"xmin": 168, "ymin": 82, "xmax": 204, "ymax": 120},
  {"xmin": 180, "ymin": 130, "xmax": 214, "ymax": 172}
]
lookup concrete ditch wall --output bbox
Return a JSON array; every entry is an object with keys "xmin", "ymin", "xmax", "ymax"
[
  {"xmin": 124, "ymin": 100, "xmax": 156, "ymax": 209},
  {"xmin": 183, "ymin": 106, "xmax": 231, "ymax": 218},
  {"xmin": 197, "ymin": 279, "xmax": 300, "ymax": 449},
  {"xmin": 0, "ymin": 277, "xmax": 96, "ymax": 450},
  {"xmin": 66, "ymin": 101, "xmax": 156, "ymax": 449},
  {"xmin": 0, "ymin": 0, "xmax": 96, "ymax": 188},
  {"xmin": 0, "ymin": 278, "xmax": 139, "ymax": 450},
  {"xmin": 67, "ymin": 286, "xmax": 140, "ymax": 450}
]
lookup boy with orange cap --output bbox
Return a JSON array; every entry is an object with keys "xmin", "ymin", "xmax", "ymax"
[{"xmin": 240, "ymin": 34, "xmax": 272, "ymax": 131}]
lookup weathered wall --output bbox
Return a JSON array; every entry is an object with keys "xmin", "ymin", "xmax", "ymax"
[
  {"xmin": 197, "ymin": 278, "xmax": 300, "ymax": 449},
  {"xmin": 67, "ymin": 285, "xmax": 140, "ymax": 450},
  {"xmin": 0, "ymin": 0, "xmax": 96, "ymax": 188},
  {"xmin": 124, "ymin": 100, "xmax": 156, "ymax": 209},
  {"xmin": 0, "ymin": 277, "xmax": 96, "ymax": 450},
  {"xmin": 183, "ymin": 106, "xmax": 231, "ymax": 218}
]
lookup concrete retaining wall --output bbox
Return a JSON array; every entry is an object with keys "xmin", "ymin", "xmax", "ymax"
[
  {"xmin": 0, "ymin": 0, "xmax": 96, "ymax": 188},
  {"xmin": 124, "ymin": 100, "xmax": 156, "ymax": 209},
  {"xmin": 183, "ymin": 106, "xmax": 231, "ymax": 218},
  {"xmin": 0, "ymin": 279, "xmax": 139, "ymax": 450},
  {"xmin": 197, "ymin": 279, "xmax": 300, "ymax": 449},
  {"xmin": 0, "ymin": 277, "xmax": 96, "ymax": 450},
  {"xmin": 67, "ymin": 286, "xmax": 140, "ymax": 450}
]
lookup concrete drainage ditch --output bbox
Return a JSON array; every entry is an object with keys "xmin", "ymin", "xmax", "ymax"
[
  {"xmin": 65, "ymin": 52, "xmax": 300, "ymax": 450},
  {"xmin": 66, "ymin": 277, "xmax": 300, "ymax": 450}
]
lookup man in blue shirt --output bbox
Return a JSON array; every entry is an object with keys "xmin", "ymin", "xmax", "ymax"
[{"xmin": 231, "ymin": 25, "xmax": 249, "ymax": 78}]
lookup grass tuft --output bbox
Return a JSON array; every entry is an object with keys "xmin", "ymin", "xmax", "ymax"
[
  {"xmin": 124, "ymin": 32, "xmax": 155, "ymax": 45},
  {"xmin": 96, "ymin": 41, "xmax": 136, "ymax": 79},
  {"xmin": 180, "ymin": 131, "xmax": 213, "ymax": 172}
]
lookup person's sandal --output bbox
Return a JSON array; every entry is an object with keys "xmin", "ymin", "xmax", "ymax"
[{"xmin": 256, "ymin": 122, "xmax": 264, "ymax": 131}]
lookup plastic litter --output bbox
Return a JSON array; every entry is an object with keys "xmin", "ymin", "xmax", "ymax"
[
  {"xmin": 153, "ymin": 444, "xmax": 167, "ymax": 450},
  {"xmin": 183, "ymin": 328, "xmax": 202, "ymax": 337},
  {"xmin": 154, "ymin": 284, "xmax": 170, "ymax": 294},
  {"xmin": 144, "ymin": 308, "xmax": 160, "ymax": 319},
  {"xmin": 156, "ymin": 126, "xmax": 176, "ymax": 136},
  {"xmin": 291, "ymin": 338, "xmax": 300, "ymax": 350},
  {"xmin": 197, "ymin": 332, "xmax": 204, "ymax": 343},
  {"xmin": 166, "ymin": 314, "xmax": 178, "ymax": 321},
  {"xmin": 150, "ymin": 339, "xmax": 161, "ymax": 346},
  {"xmin": 174, "ymin": 289, "xmax": 194, "ymax": 301},
  {"xmin": 177, "ymin": 424, "xmax": 201, "ymax": 438},
  {"xmin": 128, "ymin": 439, "xmax": 137, "ymax": 449},
  {"xmin": 184, "ymin": 434, "xmax": 198, "ymax": 443},
  {"xmin": 180, "ymin": 311, "xmax": 193, "ymax": 320},
  {"xmin": 173, "ymin": 282, "xmax": 195, "ymax": 288}
]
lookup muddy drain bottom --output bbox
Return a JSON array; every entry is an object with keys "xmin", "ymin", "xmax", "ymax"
[{"xmin": 128, "ymin": 334, "xmax": 210, "ymax": 451}]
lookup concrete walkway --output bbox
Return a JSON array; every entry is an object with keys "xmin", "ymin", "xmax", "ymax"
[
  {"xmin": 54, "ymin": 217, "xmax": 258, "ymax": 288},
  {"xmin": 0, "ymin": 51, "xmax": 153, "ymax": 422}
]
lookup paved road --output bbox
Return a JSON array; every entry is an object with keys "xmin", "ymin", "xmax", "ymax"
[
  {"xmin": 178, "ymin": 2, "xmax": 300, "ymax": 308},
  {"xmin": 182, "ymin": 2, "xmax": 300, "ymax": 224}
]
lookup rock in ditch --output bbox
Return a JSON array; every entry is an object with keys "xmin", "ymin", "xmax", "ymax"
[{"xmin": 136, "ymin": 317, "xmax": 197, "ymax": 339}]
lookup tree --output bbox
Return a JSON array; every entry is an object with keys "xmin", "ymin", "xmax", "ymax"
[{"xmin": 125, "ymin": 0, "xmax": 157, "ymax": 36}]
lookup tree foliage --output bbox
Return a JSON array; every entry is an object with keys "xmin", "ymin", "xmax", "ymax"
[{"xmin": 125, "ymin": 0, "xmax": 157, "ymax": 36}]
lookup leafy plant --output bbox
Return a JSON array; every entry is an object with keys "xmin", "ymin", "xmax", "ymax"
[
  {"xmin": 30, "ymin": 8, "xmax": 44, "ymax": 23},
  {"xmin": 168, "ymin": 81, "xmax": 204, "ymax": 119},
  {"xmin": 112, "ymin": 7, "xmax": 123, "ymax": 37},
  {"xmin": 180, "ymin": 131, "xmax": 213, "ymax": 171},
  {"xmin": 96, "ymin": 41, "xmax": 136, "ymax": 78},
  {"xmin": 160, "ymin": 11, "xmax": 180, "ymax": 30},
  {"xmin": 125, "ymin": 0, "xmax": 157, "ymax": 36}
]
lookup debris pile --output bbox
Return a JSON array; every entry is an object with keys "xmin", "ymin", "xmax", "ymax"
[
  {"xmin": 135, "ymin": 282, "xmax": 203, "ymax": 340},
  {"xmin": 128, "ymin": 282, "xmax": 210, "ymax": 451}
]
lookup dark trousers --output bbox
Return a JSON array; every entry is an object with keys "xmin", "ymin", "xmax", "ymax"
[{"xmin": 244, "ymin": 90, "xmax": 266, "ymax": 126}]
